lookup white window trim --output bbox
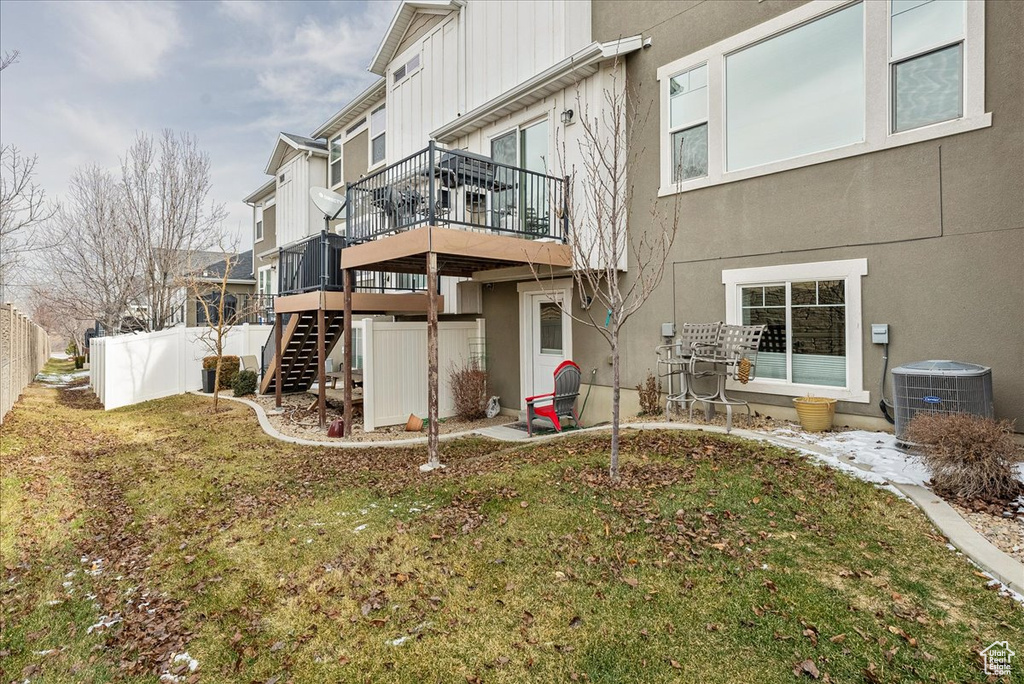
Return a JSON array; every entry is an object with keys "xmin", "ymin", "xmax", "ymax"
[
  {"xmin": 517, "ymin": 278, "xmax": 574, "ymax": 411},
  {"xmin": 369, "ymin": 102, "xmax": 387, "ymax": 170},
  {"xmin": 657, "ymin": 0, "xmax": 988, "ymax": 197},
  {"xmin": 722, "ymin": 258, "xmax": 869, "ymax": 403},
  {"xmin": 255, "ymin": 218, "xmax": 264, "ymax": 242},
  {"xmin": 392, "ymin": 50, "xmax": 422, "ymax": 87},
  {"xmin": 329, "ymin": 134, "xmax": 344, "ymax": 190}
]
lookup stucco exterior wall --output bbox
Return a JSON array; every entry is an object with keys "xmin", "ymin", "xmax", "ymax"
[
  {"xmin": 561, "ymin": 0, "xmax": 1024, "ymax": 425},
  {"xmin": 344, "ymin": 130, "xmax": 370, "ymax": 184}
]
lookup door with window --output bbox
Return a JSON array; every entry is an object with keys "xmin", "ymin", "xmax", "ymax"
[
  {"xmin": 490, "ymin": 120, "xmax": 550, "ymax": 235},
  {"xmin": 526, "ymin": 292, "xmax": 566, "ymax": 400}
]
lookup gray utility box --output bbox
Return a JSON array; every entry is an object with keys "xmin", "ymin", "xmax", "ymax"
[{"xmin": 892, "ymin": 360, "xmax": 993, "ymax": 441}]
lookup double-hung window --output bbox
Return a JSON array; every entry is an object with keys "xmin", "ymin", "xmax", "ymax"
[
  {"xmin": 658, "ymin": 0, "xmax": 987, "ymax": 194},
  {"xmin": 890, "ymin": 0, "xmax": 965, "ymax": 133},
  {"xmin": 329, "ymin": 135, "xmax": 342, "ymax": 187},
  {"xmin": 370, "ymin": 104, "xmax": 387, "ymax": 166},
  {"xmin": 723, "ymin": 259, "xmax": 869, "ymax": 402},
  {"xmin": 668, "ymin": 63, "xmax": 708, "ymax": 182}
]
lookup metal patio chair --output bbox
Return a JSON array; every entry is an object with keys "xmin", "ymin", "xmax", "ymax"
[
  {"xmin": 657, "ymin": 322, "xmax": 723, "ymax": 420},
  {"xmin": 688, "ymin": 324, "xmax": 766, "ymax": 432},
  {"xmin": 524, "ymin": 360, "xmax": 583, "ymax": 437}
]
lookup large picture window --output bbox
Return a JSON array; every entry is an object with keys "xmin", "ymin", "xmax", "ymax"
[
  {"xmin": 725, "ymin": 2, "xmax": 864, "ymax": 171},
  {"xmin": 723, "ymin": 259, "xmax": 868, "ymax": 402},
  {"xmin": 658, "ymin": 0, "xmax": 988, "ymax": 194}
]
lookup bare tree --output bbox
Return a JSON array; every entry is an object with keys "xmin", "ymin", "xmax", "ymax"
[
  {"xmin": 0, "ymin": 49, "xmax": 19, "ymax": 72},
  {"xmin": 121, "ymin": 130, "xmax": 226, "ymax": 331},
  {"xmin": 39, "ymin": 165, "xmax": 142, "ymax": 334},
  {"xmin": 180, "ymin": 246, "xmax": 256, "ymax": 411},
  {"xmin": 537, "ymin": 63, "xmax": 680, "ymax": 481},
  {"xmin": 0, "ymin": 145, "xmax": 56, "ymax": 303}
]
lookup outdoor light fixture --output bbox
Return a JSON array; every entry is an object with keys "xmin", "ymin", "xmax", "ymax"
[{"xmin": 560, "ymin": 109, "xmax": 575, "ymax": 125}]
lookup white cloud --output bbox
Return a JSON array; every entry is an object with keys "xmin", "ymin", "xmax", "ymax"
[
  {"xmin": 63, "ymin": 1, "xmax": 184, "ymax": 82},
  {"xmin": 216, "ymin": 0, "xmax": 268, "ymax": 25}
]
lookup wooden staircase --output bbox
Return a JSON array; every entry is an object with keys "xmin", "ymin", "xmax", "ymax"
[{"xmin": 260, "ymin": 311, "xmax": 345, "ymax": 395}]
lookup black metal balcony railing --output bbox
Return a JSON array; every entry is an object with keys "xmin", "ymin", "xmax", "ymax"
[
  {"xmin": 277, "ymin": 232, "xmax": 429, "ymax": 296},
  {"xmin": 346, "ymin": 142, "xmax": 569, "ymax": 243}
]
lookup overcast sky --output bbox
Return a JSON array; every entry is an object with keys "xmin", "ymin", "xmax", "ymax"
[{"xmin": 0, "ymin": 0, "xmax": 397, "ymax": 247}]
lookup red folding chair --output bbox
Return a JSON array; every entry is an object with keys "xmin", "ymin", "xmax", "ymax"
[{"xmin": 524, "ymin": 360, "xmax": 583, "ymax": 437}]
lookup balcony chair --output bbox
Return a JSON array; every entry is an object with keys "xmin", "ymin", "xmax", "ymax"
[
  {"xmin": 657, "ymin": 322, "xmax": 722, "ymax": 419},
  {"xmin": 524, "ymin": 360, "xmax": 583, "ymax": 437},
  {"xmin": 688, "ymin": 324, "xmax": 767, "ymax": 432}
]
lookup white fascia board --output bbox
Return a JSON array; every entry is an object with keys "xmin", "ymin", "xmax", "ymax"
[
  {"xmin": 262, "ymin": 134, "xmax": 326, "ymax": 176},
  {"xmin": 368, "ymin": 0, "xmax": 465, "ymax": 76},
  {"xmin": 431, "ymin": 36, "xmax": 643, "ymax": 143},
  {"xmin": 243, "ymin": 178, "xmax": 276, "ymax": 205},
  {"xmin": 310, "ymin": 79, "xmax": 387, "ymax": 140}
]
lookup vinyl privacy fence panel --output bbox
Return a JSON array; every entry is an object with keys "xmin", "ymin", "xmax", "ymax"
[
  {"xmin": 89, "ymin": 324, "xmax": 272, "ymax": 410},
  {"xmin": 361, "ymin": 318, "xmax": 485, "ymax": 431},
  {"xmin": 0, "ymin": 304, "xmax": 51, "ymax": 423}
]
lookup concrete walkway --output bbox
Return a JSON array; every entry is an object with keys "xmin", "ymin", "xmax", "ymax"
[{"xmin": 195, "ymin": 392, "xmax": 1024, "ymax": 596}]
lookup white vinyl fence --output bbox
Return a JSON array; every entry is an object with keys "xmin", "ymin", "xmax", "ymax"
[
  {"xmin": 90, "ymin": 324, "xmax": 272, "ymax": 410},
  {"xmin": 360, "ymin": 318, "xmax": 486, "ymax": 431}
]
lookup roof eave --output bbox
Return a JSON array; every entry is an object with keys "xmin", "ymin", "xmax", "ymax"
[
  {"xmin": 310, "ymin": 78, "xmax": 387, "ymax": 140},
  {"xmin": 431, "ymin": 36, "xmax": 643, "ymax": 144},
  {"xmin": 243, "ymin": 178, "xmax": 276, "ymax": 205},
  {"xmin": 262, "ymin": 134, "xmax": 329, "ymax": 176}
]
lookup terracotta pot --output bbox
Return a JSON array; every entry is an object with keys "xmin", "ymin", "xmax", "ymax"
[
  {"xmin": 792, "ymin": 396, "xmax": 837, "ymax": 432},
  {"xmin": 405, "ymin": 414, "xmax": 424, "ymax": 432}
]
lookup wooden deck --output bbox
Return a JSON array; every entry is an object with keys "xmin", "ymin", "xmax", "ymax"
[
  {"xmin": 274, "ymin": 290, "xmax": 443, "ymax": 314},
  {"xmin": 340, "ymin": 226, "xmax": 572, "ymax": 277}
]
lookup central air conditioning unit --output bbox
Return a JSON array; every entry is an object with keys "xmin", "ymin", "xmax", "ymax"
[{"xmin": 891, "ymin": 360, "xmax": 993, "ymax": 441}]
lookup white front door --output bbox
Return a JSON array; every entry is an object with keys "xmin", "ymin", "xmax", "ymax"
[{"xmin": 526, "ymin": 291, "xmax": 566, "ymax": 400}]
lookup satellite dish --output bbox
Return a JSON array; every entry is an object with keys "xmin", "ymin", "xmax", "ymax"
[{"xmin": 309, "ymin": 186, "xmax": 347, "ymax": 220}]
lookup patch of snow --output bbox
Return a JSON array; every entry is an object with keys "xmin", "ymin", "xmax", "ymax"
[
  {"xmin": 353, "ymin": 524, "xmax": 368, "ymax": 533},
  {"xmin": 386, "ymin": 635, "xmax": 411, "ymax": 646},
  {"xmin": 159, "ymin": 653, "xmax": 200, "ymax": 683},
  {"xmin": 45, "ymin": 599, "xmax": 63, "ymax": 606},
  {"xmin": 33, "ymin": 649, "xmax": 56, "ymax": 656},
  {"xmin": 86, "ymin": 614, "xmax": 122, "ymax": 633},
  {"xmin": 770, "ymin": 429, "xmax": 927, "ymax": 492}
]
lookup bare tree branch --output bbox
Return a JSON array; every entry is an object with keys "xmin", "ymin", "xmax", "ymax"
[
  {"xmin": 0, "ymin": 144, "xmax": 57, "ymax": 302},
  {"xmin": 121, "ymin": 130, "xmax": 227, "ymax": 331},
  {"xmin": 532, "ymin": 55, "xmax": 681, "ymax": 480}
]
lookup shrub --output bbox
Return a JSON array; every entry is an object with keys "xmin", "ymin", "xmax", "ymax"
[
  {"xmin": 636, "ymin": 370, "xmax": 661, "ymax": 416},
  {"xmin": 203, "ymin": 355, "xmax": 240, "ymax": 389},
  {"xmin": 232, "ymin": 370, "xmax": 258, "ymax": 397},
  {"xmin": 449, "ymin": 360, "xmax": 488, "ymax": 421},
  {"xmin": 906, "ymin": 413, "xmax": 1023, "ymax": 502}
]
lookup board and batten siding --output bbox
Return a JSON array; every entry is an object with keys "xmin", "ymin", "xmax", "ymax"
[
  {"xmin": 462, "ymin": 0, "xmax": 592, "ymax": 113},
  {"xmin": 389, "ymin": 16, "xmax": 460, "ymax": 159},
  {"xmin": 386, "ymin": 0, "xmax": 592, "ymax": 160},
  {"xmin": 274, "ymin": 153, "xmax": 327, "ymax": 247},
  {"xmin": 452, "ymin": 61, "xmax": 628, "ymax": 270}
]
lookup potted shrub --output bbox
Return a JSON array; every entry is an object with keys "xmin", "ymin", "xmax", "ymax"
[
  {"xmin": 202, "ymin": 355, "xmax": 240, "ymax": 393},
  {"xmin": 792, "ymin": 396, "xmax": 837, "ymax": 432}
]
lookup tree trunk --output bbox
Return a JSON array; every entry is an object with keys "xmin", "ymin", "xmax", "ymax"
[
  {"xmin": 610, "ymin": 329, "xmax": 620, "ymax": 481},
  {"xmin": 425, "ymin": 251, "xmax": 440, "ymax": 469},
  {"xmin": 343, "ymin": 269, "xmax": 353, "ymax": 437}
]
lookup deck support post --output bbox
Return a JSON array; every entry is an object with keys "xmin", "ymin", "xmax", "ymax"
[
  {"xmin": 274, "ymin": 311, "xmax": 283, "ymax": 409},
  {"xmin": 343, "ymin": 268, "xmax": 353, "ymax": 437},
  {"xmin": 422, "ymin": 250, "xmax": 442, "ymax": 471},
  {"xmin": 317, "ymin": 307, "xmax": 327, "ymax": 429}
]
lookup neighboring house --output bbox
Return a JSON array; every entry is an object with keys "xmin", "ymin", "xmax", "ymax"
[
  {"xmin": 184, "ymin": 250, "xmax": 259, "ymax": 328},
  {"xmin": 245, "ymin": 0, "xmax": 1023, "ymax": 429}
]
